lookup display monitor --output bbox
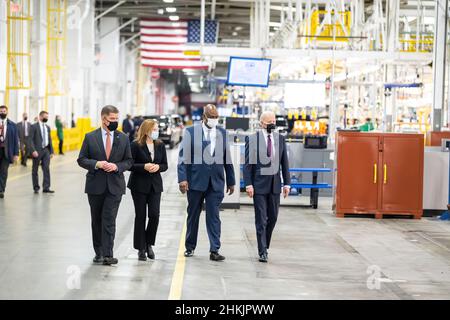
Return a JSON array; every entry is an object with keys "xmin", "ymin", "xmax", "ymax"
[
  {"xmin": 226, "ymin": 57, "xmax": 272, "ymax": 87},
  {"xmin": 225, "ymin": 117, "xmax": 250, "ymax": 131}
]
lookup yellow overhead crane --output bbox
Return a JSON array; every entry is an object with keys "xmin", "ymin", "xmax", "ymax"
[
  {"xmin": 5, "ymin": 0, "xmax": 32, "ymax": 105},
  {"xmin": 45, "ymin": 0, "xmax": 68, "ymax": 111}
]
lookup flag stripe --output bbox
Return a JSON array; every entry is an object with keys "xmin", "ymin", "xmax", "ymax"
[
  {"xmin": 143, "ymin": 64, "xmax": 208, "ymax": 70},
  {"xmin": 141, "ymin": 51, "xmax": 196, "ymax": 59},
  {"xmin": 144, "ymin": 57, "xmax": 201, "ymax": 61},
  {"xmin": 141, "ymin": 34, "xmax": 187, "ymax": 38},
  {"xmin": 140, "ymin": 26, "xmax": 188, "ymax": 30},
  {"xmin": 140, "ymin": 43, "xmax": 199, "ymax": 51},
  {"xmin": 141, "ymin": 36, "xmax": 186, "ymax": 43},
  {"xmin": 140, "ymin": 20, "xmax": 188, "ymax": 26},
  {"xmin": 141, "ymin": 29, "xmax": 188, "ymax": 36},
  {"xmin": 141, "ymin": 59, "xmax": 207, "ymax": 67}
]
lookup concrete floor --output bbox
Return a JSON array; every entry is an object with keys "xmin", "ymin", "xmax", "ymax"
[{"xmin": 0, "ymin": 149, "xmax": 450, "ymax": 300}]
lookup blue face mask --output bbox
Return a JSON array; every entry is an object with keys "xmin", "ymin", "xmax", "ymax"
[{"xmin": 149, "ymin": 131, "xmax": 159, "ymax": 140}]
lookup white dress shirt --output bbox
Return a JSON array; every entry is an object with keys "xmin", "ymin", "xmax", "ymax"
[
  {"xmin": 101, "ymin": 127, "xmax": 114, "ymax": 151},
  {"xmin": 202, "ymin": 122, "xmax": 216, "ymax": 156},
  {"xmin": 147, "ymin": 143, "xmax": 155, "ymax": 159},
  {"xmin": 0, "ymin": 118, "xmax": 7, "ymax": 138},
  {"xmin": 40, "ymin": 121, "xmax": 49, "ymax": 148},
  {"xmin": 23, "ymin": 120, "xmax": 29, "ymax": 136},
  {"xmin": 261, "ymin": 129, "xmax": 275, "ymax": 158}
]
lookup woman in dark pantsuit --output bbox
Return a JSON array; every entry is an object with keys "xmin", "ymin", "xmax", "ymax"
[{"xmin": 128, "ymin": 119, "xmax": 168, "ymax": 261}]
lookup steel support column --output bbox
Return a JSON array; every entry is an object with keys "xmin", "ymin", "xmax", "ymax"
[{"xmin": 432, "ymin": 0, "xmax": 448, "ymax": 130}]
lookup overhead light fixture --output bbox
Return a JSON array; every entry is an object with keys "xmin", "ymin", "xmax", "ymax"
[
  {"xmin": 232, "ymin": 31, "xmax": 238, "ymax": 36},
  {"xmin": 234, "ymin": 26, "xmax": 243, "ymax": 31},
  {"xmin": 166, "ymin": 7, "xmax": 176, "ymax": 13},
  {"xmin": 169, "ymin": 15, "xmax": 179, "ymax": 21},
  {"xmin": 163, "ymin": 0, "xmax": 174, "ymax": 3},
  {"xmin": 157, "ymin": 8, "xmax": 164, "ymax": 15}
]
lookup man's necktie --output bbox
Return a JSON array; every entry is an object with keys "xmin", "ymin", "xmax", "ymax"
[
  {"xmin": 105, "ymin": 132, "xmax": 112, "ymax": 160},
  {"xmin": 0, "ymin": 121, "xmax": 5, "ymax": 146},
  {"xmin": 42, "ymin": 124, "xmax": 47, "ymax": 148},
  {"xmin": 267, "ymin": 134, "xmax": 272, "ymax": 158}
]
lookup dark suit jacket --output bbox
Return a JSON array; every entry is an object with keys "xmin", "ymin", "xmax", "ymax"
[
  {"xmin": 127, "ymin": 140, "xmax": 168, "ymax": 193},
  {"xmin": 177, "ymin": 124, "xmax": 235, "ymax": 192},
  {"xmin": 16, "ymin": 121, "xmax": 31, "ymax": 142},
  {"xmin": 122, "ymin": 119, "xmax": 135, "ymax": 136},
  {"xmin": 243, "ymin": 131, "xmax": 291, "ymax": 194},
  {"xmin": 1, "ymin": 119, "xmax": 19, "ymax": 164},
  {"xmin": 28, "ymin": 122, "xmax": 54, "ymax": 155},
  {"xmin": 77, "ymin": 128, "xmax": 133, "ymax": 195}
]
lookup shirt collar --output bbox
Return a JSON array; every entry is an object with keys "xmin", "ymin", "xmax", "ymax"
[
  {"xmin": 261, "ymin": 129, "xmax": 273, "ymax": 138},
  {"xmin": 101, "ymin": 126, "xmax": 114, "ymax": 136},
  {"xmin": 202, "ymin": 122, "xmax": 215, "ymax": 132}
]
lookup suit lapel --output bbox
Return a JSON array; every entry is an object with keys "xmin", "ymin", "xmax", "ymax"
[
  {"xmin": 142, "ymin": 143, "xmax": 152, "ymax": 162},
  {"xmin": 273, "ymin": 132, "xmax": 280, "ymax": 156},
  {"xmin": 109, "ymin": 131, "xmax": 120, "ymax": 160},
  {"xmin": 94, "ymin": 128, "xmax": 107, "ymax": 160},
  {"xmin": 37, "ymin": 123, "xmax": 43, "ymax": 142}
]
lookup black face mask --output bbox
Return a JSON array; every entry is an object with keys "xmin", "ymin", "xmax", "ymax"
[
  {"xmin": 24, "ymin": 117, "xmax": 28, "ymax": 121},
  {"xmin": 0, "ymin": 114, "xmax": 6, "ymax": 120},
  {"xmin": 265, "ymin": 123, "xmax": 276, "ymax": 133},
  {"xmin": 42, "ymin": 118, "xmax": 48, "ymax": 123},
  {"xmin": 106, "ymin": 121, "xmax": 118, "ymax": 131}
]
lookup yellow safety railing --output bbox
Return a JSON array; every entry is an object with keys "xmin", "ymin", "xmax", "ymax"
[
  {"xmin": 50, "ymin": 118, "xmax": 96, "ymax": 153},
  {"xmin": 45, "ymin": 0, "xmax": 68, "ymax": 111},
  {"xmin": 5, "ymin": 0, "xmax": 33, "ymax": 105},
  {"xmin": 399, "ymin": 34, "xmax": 433, "ymax": 52},
  {"xmin": 308, "ymin": 10, "xmax": 351, "ymax": 43}
]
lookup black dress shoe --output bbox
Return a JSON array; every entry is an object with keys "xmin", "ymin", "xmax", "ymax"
[
  {"xmin": 210, "ymin": 252, "xmax": 225, "ymax": 261},
  {"xmin": 93, "ymin": 255, "xmax": 104, "ymax": 263},
  {"xmin": 43, "ymin": 189, "xmax": 55, "ymax": 193},
  {"xmin": 138, "ymin": 250, "xmax": 147, "ymax": 261},
  {"xmin": 103, "ymin": 257, "xmax": 118, "ymax": 265},
  {"xmin": 184, "ymin": 249, "xmax": 194, "ymax": 257},
  {"xmin": 259, "ymin": 253, "xmax": 268, "ymax": 263},
  {"xmin": 34, "ymin": 190, "xmax": 39, "ymax": 194},
  {"xmin": 146, "ymin": 245, "xmax": 155, "ymax": 260},
  {"xmin": 0, "ymin": 193, "xmax": 4, "ymax": 199}
]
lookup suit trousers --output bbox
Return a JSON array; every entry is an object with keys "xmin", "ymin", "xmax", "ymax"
[
  {"xmin": 131, "ymin": 190, "xmax": 161, "ymax": 250},
  {"xmin": 0, "ymin": 147, "xmax": 10, "ymax": 193},
  {"xmin": 253, "ymin": 193, "xmax": 281, "ymax": 255},
  {"xmin": 32, "ymin": 147, "xmax": 51, "ymax": 191},
  {"xmin": 88, "ymin": 192, "xmax": 122, "ymax": 257},
  {"xmin": 19, "ymin": 140, "xmax": 28, "ymax": 165},
  {"xmin": 185, "ymin": 181, "xmax": 224, "ymax": 253}
]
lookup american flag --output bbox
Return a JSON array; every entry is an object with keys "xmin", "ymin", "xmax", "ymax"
[{"xmin": 140, "ymin": 18, "xmax": 218, "ymax": 70}]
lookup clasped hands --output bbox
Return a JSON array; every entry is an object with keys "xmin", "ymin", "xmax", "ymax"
[
  {"xmin": 144, "ymin": 162, "xmax": 159, "ymax": 173},
  {"xmin": 96, "ymin": 161, "xmax": 118, "ymax": 172}
]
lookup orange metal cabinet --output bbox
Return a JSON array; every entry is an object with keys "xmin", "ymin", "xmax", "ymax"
[
  {"xmin": 335, "ymin": 132, "xmax": 424, "ymax": 219},
  {"xmin": 426, "ymin": 131, "xmax": 450, "ymax": 146}
]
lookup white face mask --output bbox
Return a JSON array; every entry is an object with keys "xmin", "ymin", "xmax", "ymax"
[
  {"xmin": 148, "ymin": 131, "xmax": 159, "ymax": 140},
  {"xmin": 206, "ymin": 118, "xmax": 218, "ymax": 128}
]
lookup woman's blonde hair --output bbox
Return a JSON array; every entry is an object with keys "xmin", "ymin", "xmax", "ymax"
[{"xmin": 135, "ymin": 119, "xmax": 159, "ymax": 145}]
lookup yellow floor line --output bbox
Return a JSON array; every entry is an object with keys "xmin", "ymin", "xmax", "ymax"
[
  {"xmin": 8, "ymin": 156, "xmax": 77, "ymax": 182},
  {"xmin": 168, "ymin": 216, "xmax": 187, "ymax": 300}
]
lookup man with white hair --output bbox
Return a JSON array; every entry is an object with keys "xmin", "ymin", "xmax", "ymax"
[{"xmin": 243, "ymin": 111, "xmax": 291, "ymax": 263}]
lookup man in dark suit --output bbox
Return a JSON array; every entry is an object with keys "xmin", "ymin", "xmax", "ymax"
[
  {"xmin": 177, "ymin": 104, "xmax": 235, "ymax": 261},
  {"xmin": 243, "ymin": 111, "xmax": 291, "ymax": 263},
  {"xmin": 77, "ymin": 105, "xmax": 133, "ymax": 265},
  {"xmin": 122, "ymin": 114, "xmax": 135, "ymax": 142},
  {"xmin": 29, "ymin": 110, "xmax": 54, "ymax": 194},
  {"xmin": 17, "ymin": 112, "xmax": 31, "ymax": 166},
  {"xmin": 0, "ymin": 105, "xmax": 19, "ymax": 199}
]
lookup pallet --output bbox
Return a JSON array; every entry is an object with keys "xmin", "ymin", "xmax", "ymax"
[{"xmin": 335, "ymin": 212, "xmax": 422, "ymax": 220}]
